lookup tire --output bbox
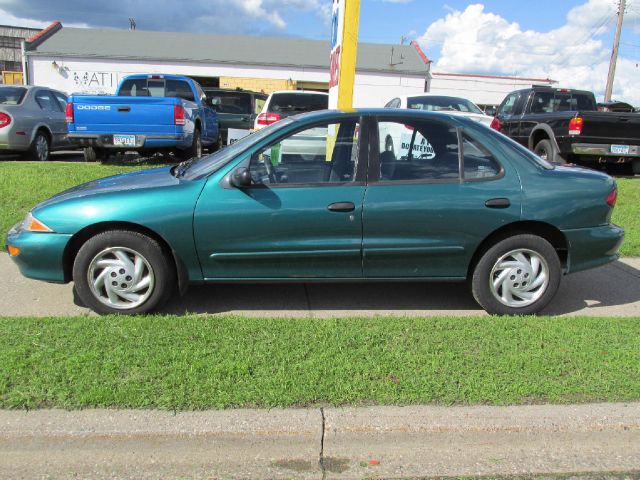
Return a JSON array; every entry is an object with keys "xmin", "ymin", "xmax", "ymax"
[
  {"xmin": 29, "ymin": 130, "xmax": 50, "ymax": 161},
  {"xmin": 83, "ymin": 146, "xmax": 106, "ymax": 162},
  {"xmin": 533, "ymin": 139, "xmax": 566, "ymax": 165},
  {"xmin": 178, "ymin": 127, "xmax": 202, "ymax": 160},
  {"xmin": 471, "ymin": 234, "xmax": 561, "ymax": 315},
  {"xmin": 632, "ymin": 159, "xmax": 640, "ymax": 176},
  {"xmin": 72, "ymin": 230, "xmax": 175, "ymax": 315}
]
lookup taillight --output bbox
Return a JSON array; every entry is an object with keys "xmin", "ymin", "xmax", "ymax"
[
  {"xmin": 256, "ymin": 112, "xmax": 281, "ymax": 126},
  {"xmin": 174, "ymin": 105, "xmax": 186, "ymax": 126},
  {"xmin": 0, "ymin": 112, "xmax": 11, "ymax": 128},
  {"xmin": 569, "ymin": 116, "xmax": 583, "ymax": 135},
  {"xmin": 606, "ymin": 187, "xmax": 617, "ymax": 207},
  {"xmin": 65, "ymin": 102, "xmax": 74, "ymax": 123},
  {"xmin": 490, "ymin": 117, "xmax": 502, "ymax": 131}
]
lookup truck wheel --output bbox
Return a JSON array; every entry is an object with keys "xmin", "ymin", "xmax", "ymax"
[
  {"xmin": 178, "ymin": 128, "xmax": 201, "ymax": 160},
  {"xmin": 83, "ymin": 147, "xmax": 107, "ymax": 162},
  {"xmin": 632, "ymin": 159, "xmax": 640, "ymax": 176},
  {"xmin": 534, "ymin": 139, "xmax": 566, "ymax": 165}
]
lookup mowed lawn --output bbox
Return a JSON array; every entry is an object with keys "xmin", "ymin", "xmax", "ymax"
[
  {"xmin": 1, "ymin": 161, "xmax": 637, "ymax": 255},
  {"xmin": 0, "ymin": 315, "xmax": 639, "ymax": 410}
]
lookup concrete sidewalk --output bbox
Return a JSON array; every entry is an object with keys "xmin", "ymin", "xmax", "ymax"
[
  {"xmin": 1, "ymin": 403, "xmax": 639, "ymax": 479},
  {"xmin": 1, "ymin": 252, "xmax": 639, "ymax": 317}
]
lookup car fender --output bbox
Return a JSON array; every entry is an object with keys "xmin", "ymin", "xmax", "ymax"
[
  {"xmin": 28, "ymin": 122, "xmax": 54, "ymax": 145},
  {"xmin": 528, "ymin": 124, "xmax": 560, "ymax": 152}
]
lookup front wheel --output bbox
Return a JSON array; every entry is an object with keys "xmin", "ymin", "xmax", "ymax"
[
  {"xmin": 471, "ymin": 234, "xmax": 561, "ymax": 315},
  {"xmin": 73, "ymin": 230, "xmax": 175, "ymax": 315}
]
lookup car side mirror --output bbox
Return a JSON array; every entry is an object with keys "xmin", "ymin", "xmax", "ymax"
[{"xmin": 230, "ymin": 167, "xmax": 251, "ymax": 188}]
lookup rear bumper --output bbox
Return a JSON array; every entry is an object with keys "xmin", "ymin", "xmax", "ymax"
[
  {"xmin": 571, "ymin": 143, "xmax": 640, "ymax": 159},
  {"xmin": 68, "ymin": 133, "xmax": 189, "ymax": 150},
  {"xmin": 564, "ymin": 224, "xmax": 624, "ymax": 274}
]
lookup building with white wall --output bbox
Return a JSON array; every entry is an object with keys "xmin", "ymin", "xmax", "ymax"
[{"xmin": 23, "ymin": 24, "xmax": 431, "ymax": 108}]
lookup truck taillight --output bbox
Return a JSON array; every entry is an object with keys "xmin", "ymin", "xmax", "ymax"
[
  {"xmin": 0, "ymin": 112, "xmax": 11, "ymax": 128},
  {"xmin": 174, "ymin": 105, "xmax": 186, "ymax": 126},
  {"xmin": 606, "ymin": 187, "xmax": 617, "ymax": 207},
  {"xmin": 490, "ymin": 117, "xmax": 502, "ymax": 131},
  {"xmin": 256, "ymin": 112, "xmax": 281, "ymax": 126},
  {"xmin": 65, "ymin": 102, "xmax": 74, "ymax": 123},
  {"xmin": 569, "ymin": 116, "xmax": 583, "ymax": 135}
]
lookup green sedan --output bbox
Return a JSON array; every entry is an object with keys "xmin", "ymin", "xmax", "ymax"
[{"xmin": 5, "ymin": 109, "xmax": 624, "ymax": 315}]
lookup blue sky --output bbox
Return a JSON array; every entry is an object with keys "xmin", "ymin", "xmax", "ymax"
[{"xmin": 1, "ymin": 0, "xmax": 639, "ymax": 102}]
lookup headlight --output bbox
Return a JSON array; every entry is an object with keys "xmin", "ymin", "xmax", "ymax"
[{"xmin": 21, "ymin": 212, "xmax": 54, "ymax": 232}]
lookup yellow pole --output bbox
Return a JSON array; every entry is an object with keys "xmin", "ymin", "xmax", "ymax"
[{"xmin": 337, "ymin": 0, "xmax": 360, "ymax": 110}]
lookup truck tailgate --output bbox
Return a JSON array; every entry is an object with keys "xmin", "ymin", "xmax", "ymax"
[
  {"xmin": 580, "ymin": 112, "xmax": 640, "ymax": 143},
  {"xmin": 71, "ymin": 96, "xmax": 180, "ymax": 134}
]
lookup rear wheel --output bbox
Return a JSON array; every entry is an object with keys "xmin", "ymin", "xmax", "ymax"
[
  {"xmin": 534, "ymin": 139, "xmax": 566, "ymax": 165},
  {"xmin": 178, "ymin": 127, "xmax": 201, "ymax": 160},
  {"xmin": 471, "ymin": 234, "xmax": 561, "ymax": 315},
  {"xmin": 83, "ymin": 147, "xmax": 107, "ymax": 162},
  {"xmin": 29, "ymin": 130, "xmax": 50, "ymax": 161},
  {"xmin": 73, "ymin": 230, "xmax": 175, "ymax": 315},
  {"xmin": 632, "ymin": 159, "xmax": 640, "ymax": 176}
]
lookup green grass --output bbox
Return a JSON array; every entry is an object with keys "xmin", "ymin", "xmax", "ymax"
[
  {"xmin": 1, "ymin": 315, "xmax": 639, "ymax": 410},
  {"xmin": 613, "ymin": 178, "xmax": 640, "ymax": 257},
  {"xmin": 1, "ymin": 162, "xmax": 638, "ymax": 255},
  {"xmin": 0, "ymin": 161, "xmax": 168, "ymax": 251}
]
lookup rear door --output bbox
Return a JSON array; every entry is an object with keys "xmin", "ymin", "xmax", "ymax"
[
  {"xmin": 363, "ymin": 115, "xmax": 522, "ymax": 278},
  {"xmin": 34, "ymin": 89, "xmax": 67, "ymax": 147}
]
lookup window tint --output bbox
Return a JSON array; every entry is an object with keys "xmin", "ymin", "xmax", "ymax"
[
  {"xmin": 462, "ymin": 134, "xmax": 501, "ymax": 179},
  {"xmin": 0, "ymin": 86, "xmax": 27, "ymax": 105},
  {"xmin": 165, "ymin": 80, "xmax": 195, "ymax": 102},
  {"xmin": 377, "ymin": 119, "xmax": 460, "ymax": 181},
  {"xmin": 34, "ymin": 90, "xmax": 58, "ymax": 112},
  {"xmin": 118, "ymin": 78, "xmax": 194, "ymax": 101},
  {"xmin": 573, "ymin": 94, "xmax": 596, "ymax": 111},
  {"xmin": 52, "ymin": 92, "xmax": 68, "ymax": 110},
  {"xmin": 119, "ymin": 78, "xmax": 150, "ymax": 97},
  {"xmin": 206, "ymin": 91, "xmax": 251, "ymax": 114},
  {"xmin": 249, "ymin": 120, "xmax": 359, "ymax": 185},
  {"xmin": 268, "ymin": 93, "xmax": 328, "ymax": 117},
  {"xmin": 531, "ymin": 91, "xmax": 554, "ymax": 113},
  {"xmin": 497, "ymin": 93, "xmax": 519, "ymax": 116}
]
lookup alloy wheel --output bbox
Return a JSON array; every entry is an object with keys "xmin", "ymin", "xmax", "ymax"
[{"xmin": 36, "ymin": 134, "xmax": 49, "ymax": 161}]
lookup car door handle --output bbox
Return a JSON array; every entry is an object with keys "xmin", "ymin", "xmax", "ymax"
[
  {"xmin": 327, "ymin": 202, "xmax": 355, "ymax": 212},
  {"xmin": 485, "ymin": 198, "xmax": 511, "ymax": 209}
]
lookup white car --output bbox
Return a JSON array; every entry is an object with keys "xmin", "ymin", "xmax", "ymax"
[{"xmin": 380, "ymin": 94, "xmax": 492, "ymax": 161}]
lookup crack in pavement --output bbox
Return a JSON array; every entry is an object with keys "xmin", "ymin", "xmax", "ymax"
[{"xmin": 319, "ymin": 407, "xmax": 327, "ymax": 480}]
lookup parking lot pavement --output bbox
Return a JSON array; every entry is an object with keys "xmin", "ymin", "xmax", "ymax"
[
  {"xmin": 1, "ymin": 252, "xmax": 638, "ymax": 317},
  {"xmin": 1, "ymin": 403, "xmax": 639, "ymax": 479}
]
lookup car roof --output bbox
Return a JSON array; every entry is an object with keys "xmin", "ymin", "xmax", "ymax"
[
  {"xmin": 288, "ymin": 107, "xmax": 482, "ymax": 124},
  {"xmin": 269, "ymin": 90, "xmax": 329, "ymax": 96}
]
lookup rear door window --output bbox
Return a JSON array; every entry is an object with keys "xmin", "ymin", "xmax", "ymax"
[
  {"xmin": 268, "ymin": 93, "xmax": 328, "ymax": 117},
  {"xmin": 34, "ymin": 90, "xmax": 58, "ymax": 112},
  {"xmin": 207, "ymin": 91, "xmax": 251, "ymax": 114}
]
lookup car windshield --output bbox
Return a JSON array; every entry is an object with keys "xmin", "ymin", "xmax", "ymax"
[
  {"xmin": 206, "ymin": 91, "xmax": 251, "ymax": 114},
  {"xmin": 269, "ymin": 93, "xmax": 328, "ymax": 115},
  {"xmin": 181, "ymin": 117, "xmax": 295, "ymax": 180},
  {"xmin": 408, "ymin": 96, "xmax": 484, "ymax": 114},
  {"xmin": 0, "ymin": 87, "xmax": 27, "ymax": 105}
]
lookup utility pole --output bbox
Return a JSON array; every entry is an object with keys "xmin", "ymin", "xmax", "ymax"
[{"xmin": 604, "ymin": 0, "xmax": 625, "ymax": 102}]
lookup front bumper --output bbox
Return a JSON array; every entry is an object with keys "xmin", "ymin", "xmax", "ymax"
[
  {"xmin": 67, "ymin": 133, "xmax": 188, "ymax": 150},
  {"xmin": 6, "ymin": 225, "xmax": 72, "ymax": 283},
  {"xmin": 564, "ymin": 223, "xmax": 624, "ymax": 274}
]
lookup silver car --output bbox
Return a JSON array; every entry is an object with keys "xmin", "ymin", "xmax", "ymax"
[{"xmin": 0, "ymin": 85, "xmax": 72, "ymax": 161}]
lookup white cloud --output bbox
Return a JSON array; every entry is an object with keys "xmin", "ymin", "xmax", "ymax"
[{"xmin": 418, "ymin": 1, "xmax": 640, "ymax": 104}]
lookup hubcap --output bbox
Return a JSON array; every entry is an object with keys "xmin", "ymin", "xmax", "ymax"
[
  {"xmin": 489, "ymin": 248, "xmax": 549, "ymax": 308},
  {"xmin": 36, "ymin": 135, "xmax": 48, "ymax": 161},
  {"xmin": 87, "ymin": 247, "xmax": 155, "ymax": 310}
]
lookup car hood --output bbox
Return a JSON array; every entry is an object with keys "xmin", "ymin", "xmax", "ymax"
[{"xmin": 35, "ymin": 166, "xmax": 180, "ymax": 209}]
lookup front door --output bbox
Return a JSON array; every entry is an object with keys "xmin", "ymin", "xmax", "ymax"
[
  {"xmin": 364, "ymin": 116, "xmax": 521, "ymax": 278},
  {"xmin": 193, "ymin": 117, "xmax": 366, "ymax": 279}
]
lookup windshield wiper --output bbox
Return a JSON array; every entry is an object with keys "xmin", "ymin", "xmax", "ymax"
[{"xmin": 173, "ymin": 158, "xmax": 196, "ymax": 178}]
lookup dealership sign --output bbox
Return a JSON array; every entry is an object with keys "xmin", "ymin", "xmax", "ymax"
[{"xmin": 328, "ymin": 0, "xmax": 360, "ymax": 110}]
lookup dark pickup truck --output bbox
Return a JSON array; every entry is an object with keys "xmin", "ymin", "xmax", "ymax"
[{"xmin": 491, "ymin": 86, "xmax": 640, "ymax": 174}]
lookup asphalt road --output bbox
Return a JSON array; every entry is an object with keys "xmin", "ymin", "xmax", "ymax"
[{"xmin": 1, "ymin": 252, "xmax": 639, "ymax": 317}]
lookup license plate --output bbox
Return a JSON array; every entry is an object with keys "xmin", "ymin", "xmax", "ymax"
[
  {"xmin": 113, "ymin": 134, "xmax": 136, "ymax": 147},
  {"xmin": 611, "ymin": 144, "xmax": 630, "ymax": 155}
]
